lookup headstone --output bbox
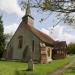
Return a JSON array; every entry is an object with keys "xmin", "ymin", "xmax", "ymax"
[{"xmin": 27, "ymin": 59, "xmax": 33, "ymax": 71}]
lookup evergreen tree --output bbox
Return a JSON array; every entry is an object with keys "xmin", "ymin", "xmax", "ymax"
[
  {"xmin": 0, "ymin": 16, "xmax": 5, "ymax": 58},
  {"xmin": 67, "ymin": 43, "xmax": 75, "ymax": 54}
]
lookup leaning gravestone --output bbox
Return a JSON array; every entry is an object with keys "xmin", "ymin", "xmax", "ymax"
[{"xmin": 27, "ymin": 59, "xmax": 34, "ymax": 71}]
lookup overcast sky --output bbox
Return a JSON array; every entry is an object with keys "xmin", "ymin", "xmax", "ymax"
[{"xmin": 0, "ymin": 0, "xmax": 75, "ymax": 44}]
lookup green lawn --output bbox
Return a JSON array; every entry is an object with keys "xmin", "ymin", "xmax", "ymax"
[
  {"xmin": 0, "ymin": 55, "xmax": 74, "ymax": 75},
  {"xmin": 64, "ymin": 60, "xmax": 75, "ymax": 75}
]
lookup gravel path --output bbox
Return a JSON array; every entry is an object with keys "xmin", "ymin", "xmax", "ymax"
[{"xmin": 48, "ymin": 59, "xmax": 75, "ymax": 75}]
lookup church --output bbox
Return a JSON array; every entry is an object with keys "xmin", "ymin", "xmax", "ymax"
[
  {"xmin": 4, "ymin": 2, "xmax": 55, "ymax": 64},
  {"xmin": 3, "ymin": 2, "xmax": 67, "ymax": 64}
]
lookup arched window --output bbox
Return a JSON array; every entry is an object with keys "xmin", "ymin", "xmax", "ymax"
[
  {"xmin": 18, "ymin": 36, "xmax": 23, "ymax": 48},
  {"xmin": 62, "ymin": 51, "xmax": 64, "ymax": 54},
  {"xmin": 47, "ymin": 48, "xmax": 50, "ymax": 57},
  {"xmin": 57, "ymin": 51, "xmax": 59, "ymax": 54},
  {"xmin": 32, "ymin": 40, "xmax": 35, "ymax": 52}
]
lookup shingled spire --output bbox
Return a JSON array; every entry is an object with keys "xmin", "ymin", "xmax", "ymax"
[{"xmin": 22, "ymin": 0, "xmax": 34, "ymax": 26}]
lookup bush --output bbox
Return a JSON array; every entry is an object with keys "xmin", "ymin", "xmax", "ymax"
[{"xmin": 67, "ymin": 43, "xmax": 75, "ymax": 54}]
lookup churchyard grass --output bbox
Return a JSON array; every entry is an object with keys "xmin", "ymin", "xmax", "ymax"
[
  {"xmin": 64, "ymin": 59, "xmax": 75, "ymax": 75},
  {"xmin": 0, "ymin": 55, "xmax": 74, "ymax": 75}
]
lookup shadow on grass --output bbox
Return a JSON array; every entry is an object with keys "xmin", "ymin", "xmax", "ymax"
[
  {"xmin": 15, "ymin": 70, "xmax": 35, "ymax": 75},
  {"xmin": 15, "ymin": 70, "xmax": 20, "ymax": 75}
]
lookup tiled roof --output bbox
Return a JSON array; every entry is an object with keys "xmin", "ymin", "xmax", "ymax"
[
  {"xmin": 26, "ymin": 25, "xmax": 54, "ymax": 46},
  {"xmin": 54, "ymin": 41, "xmax": 67, "ymax": 49}
]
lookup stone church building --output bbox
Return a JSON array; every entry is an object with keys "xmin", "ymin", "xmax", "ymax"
[
  {"xmin": 4, "ymin": 2, "xmax": 67, "ymax": 64},
  {"xmin": 4, "ymin": 3, "xmax": 55, "ymax": 64},
  {"xmin": 5, "ymin": 2, "xmax": 67, "ymax": 63}
]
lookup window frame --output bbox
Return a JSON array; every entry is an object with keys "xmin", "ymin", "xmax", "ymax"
[{"xmin": 18, "ymin": 36, "xmax": 23, "ymax": 49}]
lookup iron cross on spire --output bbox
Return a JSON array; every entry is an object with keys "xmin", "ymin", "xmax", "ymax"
[{"xmin": 25, "ymin": 0, "xmax": 31, "ymax": 16}]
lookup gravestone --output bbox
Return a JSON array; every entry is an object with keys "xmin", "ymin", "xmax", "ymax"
[{"xmin": 27, "ymin": 59, "xmax": 33, "ymax": 71}]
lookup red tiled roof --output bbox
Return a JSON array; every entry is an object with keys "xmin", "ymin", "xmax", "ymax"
[
  {"xmin": 26, "ymin": 25, "xmax": 54, "ymax": 46},
  {"xmin": 54, "ymin": 41, "xmax": 67, "ymax": 49}
]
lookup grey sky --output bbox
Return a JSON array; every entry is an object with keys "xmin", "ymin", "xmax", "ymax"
[{"xmin": 0, "ymin": 0, "xmax": 75, "ymax": 44}]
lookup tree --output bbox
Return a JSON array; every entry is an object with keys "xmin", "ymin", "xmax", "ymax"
[
  {"xmin": 67, "ymin": 43, "xmax": 75, "ymax": 54},
  {"xmin": 0, "ymin": 16, "xmax": 5, "ymax": 58},
  {"xmin": 19, "ymin": 0, "xmax": 75, "ymax": 26},
  {"xmin": 4, "ymin": 33, "xmax": 12, "ymax": 46},
  {"xmin": 20, "ymin": 0, "xmax": 75, "ymax": 12}
]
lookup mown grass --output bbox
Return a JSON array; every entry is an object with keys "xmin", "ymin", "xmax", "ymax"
[
  {"xmin": 0, "ymin": 55, "xmax": 74, "ymax": 75},
  {"xmin": 0, "ymin": 60, "xmax": 27, "ymax": 75},
  {"xmin": 64, "ymin": 58, "xmax": 75, "ymax": 75},
  {"xmin": 22, "ymin": 55, "xmax": 74, "ymax": 75}
]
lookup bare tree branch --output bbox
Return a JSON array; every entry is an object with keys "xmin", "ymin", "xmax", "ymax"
[{"xmin": 19, "ymin": 0, "xmax": 75, "ymax": 26}]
